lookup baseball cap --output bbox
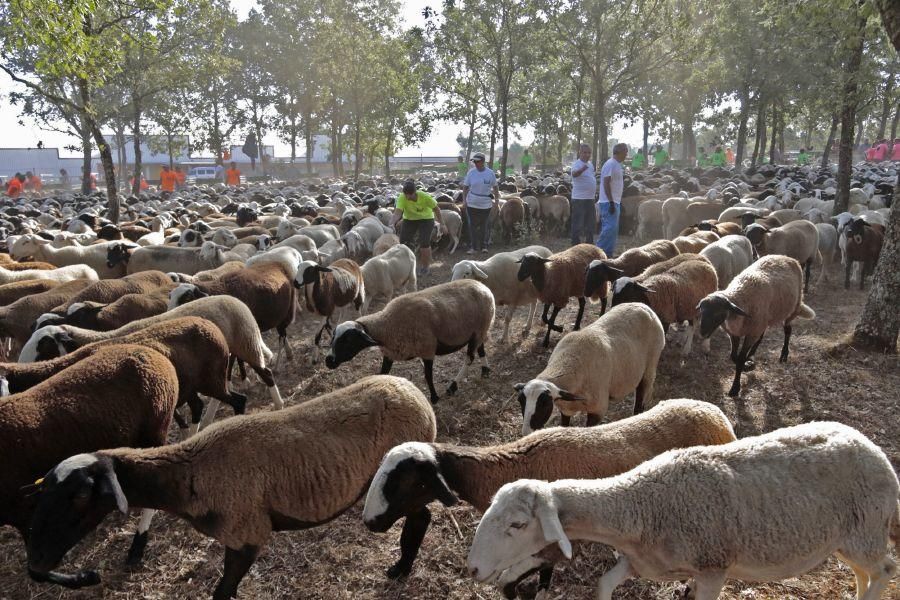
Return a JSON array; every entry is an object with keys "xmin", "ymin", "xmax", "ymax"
[{"xmin": 472, "ymin": 152, "xmax": 486, "ymax": 161}]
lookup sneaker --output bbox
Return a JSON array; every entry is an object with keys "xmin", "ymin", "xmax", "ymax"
[{"xmin": 466, "ymin": 248, "xmax": 475, "ymax": 255}]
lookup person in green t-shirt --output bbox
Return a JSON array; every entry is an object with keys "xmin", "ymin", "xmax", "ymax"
[
  {"xmin": 710, "ymin": 146, "xmax": 726, "ymax": 167},
  {"xmin": 696, "ymin": 147, "xmax": 709, "ymax": 168},
  {"xmin": 631, "ymin": 149, "xmax": 645, "ymax": 169},
  {"xmin": 456, "ymin": 156, "xmax": 469, "ymax": 180},
  {"xmin": 521, "ymin": 149, "xmax": 533, "ymax": 174},
  {"xmin": 653, "ymin": 145, "xmax": 669, "ymax": 167},
  {"xmin": 797, "ymin": 148, "xmax": 809, "ymax": 166},
  {"xmin": 390, "ymin": 180, "xmax": 444, "ymax": 275}
]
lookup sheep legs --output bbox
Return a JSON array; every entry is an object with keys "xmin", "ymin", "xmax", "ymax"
[
  {"xmin": 448, "ymin": 343, "xmax": 475, "ymax": 396},
  {"xmin": 803, "ymin": 259, "xmax": 812, "ymax": 293},
  {"xmin": 386, "ymin": 507, "xmax": 432, "ymax": 579},
  {"xmin": 542, "ymin": 305, "xmax": 562, "ymax": 348},
  {"xmin": 521, "ymin": 300, "xmax": 539, "ymax": 339},
  {"xmin": 422, "ymin": 359, "xmax": 439, "ymax": 404},
  {"xmin": 27, "ymin": 567, "xmax": 100, "ymax": 589},
  {"xmin": 251, "ymin": 365, "xmax": 283, "ymax": 410},
  {"xmin": 380, "ymin": 357, "xmax": 394, "ymax": 374},
  {"xmin": 596, "ymin": 555, "xmax": 634, "ymax": 600},
  {"xmin": 780, "ymin": 324, "xmax": 792, "ymax": 362},
  {"xmin": 478, "ymin": 343, "xmax": 490, "ymax": 378},
  {"xmin": 213, "ymin": 544, "xmax": 260, "ymax": 600},
  {"xmin": 691, "ymin": 571, "xmax": 727, "ymax": 600},
  {"xmin": 125, "ymin": 509, "xmax": 156, "ymax": 565},
  {"xmin": 728, "ymin": 334, "xmax": 764, "ymax": 397},
  {"xmin": 573, "ymin": 297, "xmax": 587, "ymax": 330}
]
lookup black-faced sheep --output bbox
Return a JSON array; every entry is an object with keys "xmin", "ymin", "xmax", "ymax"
[
  {"xmin": 326, "ymin": 279, "xmax": 494, "ymax": 403},
  {"xmin": 844, "ymin": 217, "xmax": 884, "ymax": 290},
  {"xmin": 26, "ymin": 375, "xmax": 436, "ymax": 600},
  {"xmin": 583, "ymin": 240, "xmax": 680, "ymax": 298}
]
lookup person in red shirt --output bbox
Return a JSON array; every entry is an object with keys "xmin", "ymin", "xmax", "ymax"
[
  {"xmin": 225, "ymin": 162, "xmax": 241, "ymax": 186},
  {"xmin": 159, "ymin": 165, "xmax": 177, "ymax": 192},
  {"xmin": 24, "ymin": 171, "xmax": 42, "ymax": 192},
  {"xmin": 892, "ymin": 139, "xmax": 900, "ymax": 161},
  {"xmin": 873, "ymin": 139, "xmax": 889, "ymax": 162},
  {"xmin": 6, "ymin": 173, "xmax": 25, "ymax": 198},
  {"xmin": 174, "ymin": 166, "xmax": 186, "ymax": 190}
]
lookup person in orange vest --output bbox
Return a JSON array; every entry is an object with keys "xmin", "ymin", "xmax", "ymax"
[
  {"xmin": 24, "ymin": 171, "xmax": 43, "ymax": 192},
  {"xmin": 174, "ymin": 166, "xmax": 186, "ymax": 190},
  {"xmin": 725, "ymin": 147, "xmax": 735, "ymax": 165},
  {"xmin": 6, "ymin": 173, "xmax": 25, "ymax": 198},
  {"xmin": 159, "ymin": 165, "xmax": 177, "ymax": 192},
  {"xmin": 225, "ymin": 162, "xmax": 241, "ymax": 186},
  {"xmin": 129, "ymin": 175, "xmax": 149, "ymax": 191}
]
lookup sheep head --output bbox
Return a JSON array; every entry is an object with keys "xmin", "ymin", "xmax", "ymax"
[
  {"xmin": 515, "ymin": 253, "xmax": 550, "ymax": 282},
  {"xmin": 105, "ymin": 243, "xmax": 134, "ymax": 268},
  {"xmin": 696, "ymin": 293, "xmax": 750, "ymax": 338},
  {"xmin": 362, "ymin": 442, "xmax": 457, "ymax": 534},
  {"xmin": 515, "ymin": 380, "xmax": 584, "ymax": 435},
  {"xmin": 584, "ymin": 260, "xmax": 622, "ymax": 298},
  {"xmin": 27, "ymin": 453, "xmax": 127, "ymax": 577},
  {"xmin": 325, "ymin": 321, "xmax": 379, "ymax": 369},
  {"xmin": 611, "ymin": 277, "xmax": 655, "ymax": 307}
]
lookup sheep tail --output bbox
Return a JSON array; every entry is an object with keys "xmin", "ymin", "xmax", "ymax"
[{"xmin": 796, "ymin": 303, "xmax": 815, "ymax": 320}]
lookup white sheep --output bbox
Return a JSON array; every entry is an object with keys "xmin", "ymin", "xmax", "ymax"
[
  {"xmin": 451, "ymin": 245, "xmax": 552, "ymax": 344},
  {"xmin": 0, "ymin": 264, "xmax": 99, "ymax": 285},
  {"xmin": 466, "ymin": 422, "xmax": 900, "ymax": 600},
  {"xmin": 516, "ymin": 302, "xmax": 665, "ymax": 434},
  {"xmin": 360, "ymin": 244, "xmax": 417, "ymax": 314},
  {"xmin": 700, "ymin": 235, "xmax": 755, "ymax": 289}
]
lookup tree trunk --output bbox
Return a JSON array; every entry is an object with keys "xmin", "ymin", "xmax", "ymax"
[
  {"xmin": 354, "ymin": 117, "xmax": 361, "ymax": 180},
  {"xmin": 834, "ymin": 10, "xmax": 866, "ymax": 215},
  {"xmin": 500, "ymin": 89, "xmax": 509, "ymax": 176},
  {"xmin": 166, "ymin": 131, "xmax": 174, "ymax": 169},
  {"xmin": 768, "ymin": 103, "xmax": 778, "ymax": 164},
  {"xmin": 854, "ymin": 116, "xmax": 866, "ymax": 149},
  {"xmin": 488, "ymin": 117, "xmax": 497, "ymax": 166},
  {"xmin": 211, "ymin": 100, "xmax": 223, "ymax": 159},
  {"xmin": 255, "ymin": 117, "xmax": 264, "ymax": 175},
  {"xmin": 777, "ymin": 105, "xmax": 785, "ymax": 158},
  {"xmin": 290, "ymin": 114, "xmax": 298, "ymax": 163},
  {"xmin": 304, "ymin": 116, "xmax": 313, "ymax": 175},
  {"xmin": 330, "ymin": 118, "xmax": 339, "ymax": 177},
  {"xmin": 735, "ymin": 88, "xmax": 750, "ymax": 168},
  {"xmin": 131, "ymin": 96, "xmax": 143, "ymax": 196},
  {"xmin": 591, "ymin": 86, "xmax": 600, "ymax": 160},
  {"xmin": 821, "ymin": 112, "xmax": 839, "ymax": 167},
  {"xmin": 682, "ymin": 113, "xmax": 693, "ymax": 165},
  {"xmin": 851, "ymin": 189, "xmax": 899, "ymax": 352},
  {"xmin": 80, "ymin": 120, "xmax": 92, "ymax": 195},
  {"xmin": 78, "ymin": 78, "xmax": 117, "ymax": 221},
  {"xmin": 465, "ymin": 106, "xmax": 476, "ymax": 162},
  {"xmin": 114, "ymin": 122, "xmax": 126, "ymax": 187},
  {"xmin": 804, "ymin": 111, "xmax": 814, "ymax": 149},
  {"xmin": 751, "ymin": 99, "xmax": 766, "ymax": 168},
  {"xmin": 890, "ymin": 103, "xmax": 899, "ymax": 155},
  {"xmin": 598, "ymin": 93, "xmax": 609, "ymax": 163},
  {"xmin": 574, "ymin": 73, "xmax": 584, "ymax": 145},
  {"xmin": 642, "ymin": 116, "xmax": 650, "ymax": 159},
  {"xmin": 876, "ymin": 67, "xmax": 896, "ymax": 140}
]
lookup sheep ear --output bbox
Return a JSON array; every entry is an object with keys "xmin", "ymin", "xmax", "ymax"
[
  {"xmin": 535, "ymin": 492, "xmax": 572, "ymax": 559},
  {"xmin": 556, "ymin": 388, "xmax": 585, "ymax": 402},
  {"xmin": 98, "ymin": 460, "xmax": 128, "ymax": 515},
  {"xmin": 432, "ymin": 471, "xmax": 458, "ymax": 507},
  {"xmin": 513, "ymin": 382, "xmax": 525, "ymax": 392},
  {"xmin": 726, "ymin": 299, "xmax": 750, "ymax": 318},
  {"xmin": 471, "ymin": 265, "xmax": 488, "ymax": 280},
  {"xmin": 636, "ymin": 283, "xmax": 656, "ymax": 294}
]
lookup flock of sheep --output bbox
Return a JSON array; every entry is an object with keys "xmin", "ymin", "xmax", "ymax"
[{"xmin": 0, "ymin": 158, "xmax": 896, "ymax": 600}]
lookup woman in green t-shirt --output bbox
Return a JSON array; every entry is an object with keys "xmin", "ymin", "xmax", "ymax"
[{"xmin": 390, "ymin": 180, "xmax": 444, "ymax": 275}]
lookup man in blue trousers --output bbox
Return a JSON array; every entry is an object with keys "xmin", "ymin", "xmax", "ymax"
[{"xmin": 597, "ymin": 143, "xmax": 627, "ymax": 257}]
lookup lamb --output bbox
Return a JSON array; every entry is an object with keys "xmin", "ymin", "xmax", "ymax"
[
  {"xmin": 26, "ymin": 375, "xmax": 437, "ymax": 600},
  {"xmin": 517, "ymin": 244, "xmax": 608, "ymax": 347},
  {"xmin": 362, "ymin": 399, "xmax": 736, "ymax": 583},
  {"xmin": 326, "ymin": 279, "xmax": 495, "ymax": 403},
  {"xmin": 15, "ymin": 317, "xmax": 247, "ymax": 435},
  {"xmin": 844, "ymin": 217, "xmax": 884, "ymax": 290},
  {"xmin": 108, "ymin": 241, "xmax": 234, "ymax": 276},
  {"xmin": 661, "ymin": 197, "xmax": 691, "ymax": 239},
  {"xmin": 743, "ymin": 219, "xmax": 820, "ymax": 292},
  {"xmin": 583, "ymin": 240, "xmax": 680, "ymax": 298},
  {"xmin": 0, "ymin": 263, "xmax": 98, "ymax": 285},
  {"xmin": 635, "ymin": 198, "xmax": 663, "ymax": 241},
  {"xmin": 814, "ymin": 223, "xmax": 838, "ymax": 283},
  {"xmin": 9, "ymin": 235, "xmax": 127, "ymax": 278},
  {"xmin": 432, "ymin": 209, "xmax": 462, "ymax": 254},
  {"xmin": 0, "ymin": 279, "xmax": 61, "ymax": 306},
  {"xmin": 18, "ymin": 295, "xmax": 282, "ymax": 409},
  {"xmin": 294, "ymin": 258, "xmax": 365, "ymax": 347},
  {"xmin": 169, "ymin": 261, "xmax": 296, "ymax": 365},
  {"xmin": 452, "ymin": 245, "xmax": 553, "ymax": 344},
  {"xmin": 0, "ymin": 279, "xmax": 94, "ymax": 347},
  {"xmin": 52, "ymin": 292, "xmax": 171, "ymax": 331},
  {"xmin": 0, "ymin": 345, "xmax": 178, "ymax": 588},
  {"xmin": 499, "ymin": 197, "xmax": 527, "ymax": 242},
  {"xmin": 516, "ymin": 303, "xmax": 665, "ymax": 434},
  {"xmin": 372, "ymin": 233, "xmax": 400, "ymax": 256},
  {"xmin": 697, "ymin": 255, "xmax": 815, "ymax": 396},
  {"xmin": 672, "ymin": 230, "xmax": 718, "ymax": 254},
  {"xmin": 700, "ymin": 235, "xmax": 755, "ymax": 289},
  {"xmin": 612, "ymin": 254, "xmax": 718, "ymax": 356},
  {"xmin": 342, "ymin": 217, "xmax": 393, "ymax": 258},
  {"xmin": 537, "ymin": 195, "xmax": 569, "ymax": 235},
  {"xmin": 467, "ymin": 422, "xmax": 900, "ymax": 600},
  {"xmin": 360, "ymin": 244, "xmax": 417, "ymax": 314}
]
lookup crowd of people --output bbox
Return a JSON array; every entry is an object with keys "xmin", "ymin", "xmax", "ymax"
[{"xmin": 862, "ymin": 138, "xmax": 900, "ymax": 162}]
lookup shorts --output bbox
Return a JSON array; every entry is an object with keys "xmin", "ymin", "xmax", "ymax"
[{"xmin": 400, "ymin": 218, "xmax": 434, "ymax": 249}]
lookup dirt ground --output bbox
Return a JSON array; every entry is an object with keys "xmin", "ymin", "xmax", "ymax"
[{"xmin": 1, "ymin": 230, "xmax": 898, "ymax": 600}]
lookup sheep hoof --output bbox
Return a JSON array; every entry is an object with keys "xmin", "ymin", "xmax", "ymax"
[
  {"xmin": 430, "ymin": 392, "xmax": 440, "ymax": 404},
  {"xmin": 550, "ymin": 324, "xmax": 563, "ymax": 333},
  {"xmin": 743, "ymin": 360, "xmax": 755, "ymax": 372},
  {"xmin": 481, "ymin": 366, "xmax": 491, "ymax": 379},
  {"xmin": 386, "ymin": 562, "xmax": 411, "ymax": 579},
  {"xmin": 73, "ymin": 570, "xmax": 101, "ymax": 588},
  {"xmin": 125, "ymin": 531, "xmax": 149, "ymax": 565},
  {"xmin": 447, "ymin": 381, "xmax": 458, "ymax": 396},
  {"xmin": 728, "ymin": 385, "xmax": 741, "ymax": 397}
]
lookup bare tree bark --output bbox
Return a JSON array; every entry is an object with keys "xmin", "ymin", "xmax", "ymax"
[
  {"xmin": 834, "ymin": 9, "xmax": 866, "ymax": 215},
  {"xmin": 735, "ymin": 87, "xmax": 750, "ymax": 167},
  {"xmin": 131, "ymin": 95, "xmax": 143, "ymax": 196},
  {"xmin": 821, "ymin": 112, "xmax": 839, "ymax": 168},
  {"xmin": 751, "ymin": 98, "xmax": 766, "ymax": 168},
  {"xmin": 768, "ymin": 103, "xmax": 778, "ymax": 164}
]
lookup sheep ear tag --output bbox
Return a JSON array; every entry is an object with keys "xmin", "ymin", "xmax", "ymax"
[{"xmin": 536, "ymin": 498, "xmax": 572, "ymax": 559}]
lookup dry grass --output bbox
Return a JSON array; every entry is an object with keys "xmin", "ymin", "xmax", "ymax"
[{"xmin": 0, "ymin": 231, "xmax": 898, "ymax": 600}]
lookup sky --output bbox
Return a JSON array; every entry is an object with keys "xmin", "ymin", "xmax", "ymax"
[{"xmin": 0, "ymin": 0, "xmax": 643, "ymax": 159}]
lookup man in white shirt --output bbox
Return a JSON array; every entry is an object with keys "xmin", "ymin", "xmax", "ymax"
[
  {"xmin": 597, "ymin": 143, "xmax": 627, "ymax": 256},
  {"xmin": 569, "ymin": 143, "xmax": 597, "ymax": 245}
]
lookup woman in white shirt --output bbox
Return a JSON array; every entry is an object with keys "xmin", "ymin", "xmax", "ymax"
[{"xmin": 462, "ymin": 152, "xmax": 500, "ymax": 254}]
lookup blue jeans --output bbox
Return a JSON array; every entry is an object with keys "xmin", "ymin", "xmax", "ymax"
[
  {"xmin": 596, "ymin": 202, "xmax": 620, "ymax": 256},
  {"xmin": 570, "ymin": 198, "xmax": 596, "ymax": 245}
]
